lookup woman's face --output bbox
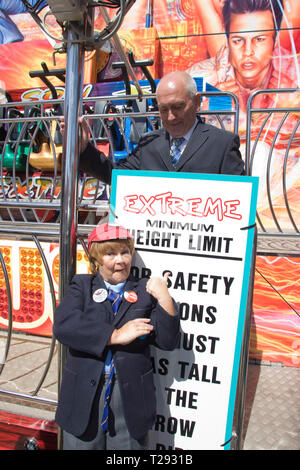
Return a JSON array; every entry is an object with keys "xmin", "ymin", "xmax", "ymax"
[{"xmin": 98, "ymin": 245, "xmax": 132, "ymax": 284}]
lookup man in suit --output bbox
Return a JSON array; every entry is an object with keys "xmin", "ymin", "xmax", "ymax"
[
  {"xmin": 53, "ymin": 223, "xmax": 179, "ymax": 450},
  {"xmin": 78, "ymin": 70, "xmax": 244, "ymax": 180}
]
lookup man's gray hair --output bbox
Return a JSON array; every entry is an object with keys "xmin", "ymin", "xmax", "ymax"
[{"xmin": 185, "ymin": 73, "xmax": 198, "ymax": 98}]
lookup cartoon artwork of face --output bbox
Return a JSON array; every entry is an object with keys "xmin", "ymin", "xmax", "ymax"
[{"xmin": 228, "ymin": 10, "xmax": 275, "ymax": 89}]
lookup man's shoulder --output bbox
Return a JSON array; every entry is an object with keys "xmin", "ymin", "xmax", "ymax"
[
  {"xmin": 139, "ymin": 127, "xmax": 165, "ymax": 140},
  {"xmin": 134, "ymin": 128, "xmax": 165, "ymax": 149},
  {"xmin": 196, "ymin": 120, "xmax": 237, "ymax": 139}
]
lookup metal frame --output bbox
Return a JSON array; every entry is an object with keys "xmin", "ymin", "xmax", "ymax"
[{"xmin": 245, "ymin": 87, "xmax": 300, "ymax": 255}]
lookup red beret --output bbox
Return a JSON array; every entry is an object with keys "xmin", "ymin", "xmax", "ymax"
[{"xmin": 87, "ymin": 223, "xmax": 133, "ymax": 252}]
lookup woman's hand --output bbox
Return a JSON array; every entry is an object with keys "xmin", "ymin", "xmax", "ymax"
[
  {"xmin": 109, "ymin": 318, "xmax": 154, "ymax": 345},
  {"xmin": 146, "ymin": 272, "xmax": 175, "ymax": 316}
]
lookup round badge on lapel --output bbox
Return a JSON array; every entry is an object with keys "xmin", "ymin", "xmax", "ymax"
[
  {"xmin": 124, "ymin": 291, "xmax": 138, "ymax": 303},
  {"xmin": 93, "ymin": 288, "xmax": 108, "ymax": 303}
]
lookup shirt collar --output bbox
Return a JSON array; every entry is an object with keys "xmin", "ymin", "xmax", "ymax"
[
  {"xmin": 104, "ymin": 280, "xmax": 126, "ymax": 294},
  {"xmin": 170, "ymin": 119, "xmax": 198, "ymax": 143}
]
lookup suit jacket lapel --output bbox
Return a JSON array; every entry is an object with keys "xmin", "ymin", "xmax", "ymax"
[
  {"xmin": 92, "ymin": 273, "xmax": 106, "ymax": 293},
  {"xmin": 113, "ymin": 276, "xmax": 139, "ymax": 326},
  {"xmin": 155, "ymin": 129, "xmax": 174, "ymax": 171},
  {"xmin": 174, "ymin": 120, "xmax": 209, "ymax": 171},
  {"xmin": 91, "ymin": 274, "xmax": 110, "ymax": 311}
]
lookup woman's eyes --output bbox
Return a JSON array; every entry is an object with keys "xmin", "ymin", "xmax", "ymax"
[{"xmin": 106, "ymin": 250, "xmax": 130, "ymax": 256}]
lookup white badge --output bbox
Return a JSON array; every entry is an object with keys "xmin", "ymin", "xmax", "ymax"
[{"xmin": 93, "ymin": 288, "xmax": 108, "ymax": 303}]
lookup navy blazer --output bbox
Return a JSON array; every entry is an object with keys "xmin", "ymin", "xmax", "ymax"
[
  {"xmin": 79, "ymin": 119, "xmax": 244, "ymax": 183},
  {"xmin": 53, "ymin": 273, "xmax": 180, "ymax": 440}
]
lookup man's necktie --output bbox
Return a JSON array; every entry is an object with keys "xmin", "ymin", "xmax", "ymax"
[
  {"xmin": 170, "ymin": 137, "xmax": 185, "ymax": 165},
  {"xmin": 101, "ymin": 288, "xmax": 122, "ymax": 431}
]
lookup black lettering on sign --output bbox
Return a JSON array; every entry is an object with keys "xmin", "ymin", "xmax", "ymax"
[
  {"xmin": 130, "ymin": 266, "xmax": 152, "ymax": 279},
  {"xmin": 154, "ymin": 414, "xmax": 196, "ymax": 438},
  {"xmin": 178, "ymin": 361, "xmax": 221, "ymax": 384},
  {"xmin": 151, "ymin": 356, "xmax": 169, "ymax": 375},
  {"xmin": 178, "ymin": 333, "xmax": 220, "ymax": 353},
  {"xmin": 163, "ymin": 270, "xmax": 234, "ymax": 295},
  {"xmin": 165, "ymin": 387, "xmax": 198, "ymax": 409},
  {"xmin": 179, "ymin": 303, "xmax": 217, "ymax": 323}
]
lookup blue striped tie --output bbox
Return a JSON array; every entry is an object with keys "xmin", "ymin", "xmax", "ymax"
[
  {"xmin": 170, "ymin": 137, "xmax": 185, "ymax": 165},
  {"xmin": 101, "ymin": 288, "xmax": 122, "ymax": 431}
]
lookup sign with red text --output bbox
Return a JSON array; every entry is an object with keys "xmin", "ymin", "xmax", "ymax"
[{"xmin": 110, "ymin": 170, "xmax": 259, "ymax": 450}]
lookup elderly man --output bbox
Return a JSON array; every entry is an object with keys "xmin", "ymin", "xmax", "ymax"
[{"xmin": 76, "ymin": 71, "xmax": 244, "ymax": 180}]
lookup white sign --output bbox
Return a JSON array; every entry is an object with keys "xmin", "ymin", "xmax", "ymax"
[{"xmin": 110, "ymin": 170, "xmax": 259, "ymax": 450}]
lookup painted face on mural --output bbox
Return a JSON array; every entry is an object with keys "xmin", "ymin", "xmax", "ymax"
[{"xmin": 228, "ymin": 10, "xmax": 276, "ymax": 89}]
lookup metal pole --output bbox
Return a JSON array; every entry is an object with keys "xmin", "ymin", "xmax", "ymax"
[
  {"xmin": 231, "ymin": 228, "xmax": 257, "ymax": 449},
  {"xmin": 57, "ymin": 21, "xmax": 85, "ymax": 450}
]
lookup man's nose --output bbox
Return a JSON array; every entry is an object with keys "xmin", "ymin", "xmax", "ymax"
[
  {"xmin": 244, "ymin": 38, "xmax": 254, "ymax": 56},
  {"xmin": 167, "ymin": 109, "xmax": 176, "ymax": 120}
]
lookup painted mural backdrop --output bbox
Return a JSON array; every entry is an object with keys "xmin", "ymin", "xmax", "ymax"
[{"xmin": 0, "ymin": 0, "xmax": 299, "ymax": 367}]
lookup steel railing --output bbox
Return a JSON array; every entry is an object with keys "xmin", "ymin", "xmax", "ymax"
[{"xmin": 245, "ymin": 87, "xmax": 300, "ymax": 255}]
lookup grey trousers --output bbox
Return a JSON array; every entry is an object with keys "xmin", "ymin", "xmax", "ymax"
[{"xmin": 62, "ymin": 374, "xmax": 149, "ymax": 450}]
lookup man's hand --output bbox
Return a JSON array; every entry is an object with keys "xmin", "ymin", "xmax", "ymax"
[
  {"xmin": 216, "ymin": 78, "xmax": 240, "ymax": 95},
  {"xmin": 59, "ymin": 116, "xmax": 90, "ymax": 153}
]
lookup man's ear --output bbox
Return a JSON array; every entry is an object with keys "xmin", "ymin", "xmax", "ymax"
[{"xmin": 195, "ymin": 92, "xmax": 202, "ymax": 111}]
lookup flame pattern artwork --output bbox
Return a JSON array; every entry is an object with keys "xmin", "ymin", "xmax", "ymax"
[{"xmin": 252, "ymin": 255, "xmax": 300, "ymax": 367}]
